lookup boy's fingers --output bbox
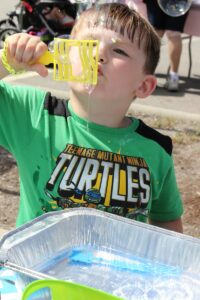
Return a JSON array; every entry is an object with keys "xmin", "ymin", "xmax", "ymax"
[
  {"xmin": 6, "ymin": 33, "xmax": 21, "ymax": 57},
  {"xmin": 6, "ymin": 33, "xmax": 31, "ymax": 62},
  {"xmin": 4, "ymin": 33, "xmax": 49, "ymax": 76},
  {"xmin": 21, "ymin": 37, "xmax": 48, "ymax": 64},
  {"xmin": 32, "ymin": 42, "xmax": 48, "ymax": 63},
  {"xmin": 5, "ymin": 33, "xmax": 47, "ymax": 65},
  {"xmin": 28, "ymin": 63, "xmax": 49, "ymax": 77},
  {"xmin": 14, "ymin": 34, "xmax": 32, "ymax": 62},
  {"xmin": 25, "ymin": 41, "xmax": 49, "ymax": 77}
]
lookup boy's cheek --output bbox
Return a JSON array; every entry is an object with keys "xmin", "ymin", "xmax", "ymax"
[{"xmin": 69, "ymin": 47, "xmax": 98, "ymax": 81}]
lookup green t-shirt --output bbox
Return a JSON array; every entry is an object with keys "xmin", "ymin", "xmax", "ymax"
[{"xmin": 0, "ymin": 81, "xmax": 183, "ymax": 226}]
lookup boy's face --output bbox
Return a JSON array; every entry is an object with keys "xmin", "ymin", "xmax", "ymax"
[{"xmin": 69, "ymin": 23, "xmax": 153, "ymax": 107}]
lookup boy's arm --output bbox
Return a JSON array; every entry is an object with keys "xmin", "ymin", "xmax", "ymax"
[
  {"xmin": 148, "ymin": 217, "xmax": 183, "ymax": 233},
  {"xmin": 0, "ymin": 33, "xmax": 49, "ymax": 80}
]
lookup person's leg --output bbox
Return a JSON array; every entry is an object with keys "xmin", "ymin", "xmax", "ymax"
[
  {"xmin": 164, "ymin": 11, "xmax": 188, "ymax": 91},
  {"xmin": 165, "ymin": 31, "xmax": 182, "ymax": 91},
  {"xmin": 166, "ymin": 31, "xmax": 182, "ymax": 73}
]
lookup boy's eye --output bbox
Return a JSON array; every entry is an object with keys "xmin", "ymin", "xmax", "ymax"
[{"xmin": 114, "ymin": 48, "xmax": 129, "ymax": 57}]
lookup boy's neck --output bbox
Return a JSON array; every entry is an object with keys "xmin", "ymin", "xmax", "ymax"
[{"xmin": 69, "ymin": 91, "xmax": 132, "ymax": 128}]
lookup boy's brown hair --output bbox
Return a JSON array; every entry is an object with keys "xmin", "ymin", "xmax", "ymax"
[{"xmin": 71, "ymin": 3, "xmax": 160, "ymax": 74}]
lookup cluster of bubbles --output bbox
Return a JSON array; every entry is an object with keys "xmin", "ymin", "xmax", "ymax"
[{"xmin": 156, "ymin": 0, "xmax": 192, "ymax": 17}]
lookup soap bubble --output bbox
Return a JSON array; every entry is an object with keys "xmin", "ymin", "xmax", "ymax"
[{"xmin": 157, "ymin": 0, "xmax": 192, "ymax": 17}]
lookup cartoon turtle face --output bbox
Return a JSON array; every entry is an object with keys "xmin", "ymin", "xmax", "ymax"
[{"xmin": 84, "ymin": 188, "xmax": 101, "ymax": 204}]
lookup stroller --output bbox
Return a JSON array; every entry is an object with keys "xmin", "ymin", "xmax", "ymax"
[{"xmin": 0, "ymin": 0, "xmax": 78, "ymax": 48}]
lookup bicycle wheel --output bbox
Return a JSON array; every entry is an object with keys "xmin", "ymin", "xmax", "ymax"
[
  {"xmin": 0, "ymin": 18, "xmax": 17, "ymax": 31},
  {"xmin": 0, "ymin": 27, "xmax": 20, "ymax": 49}
]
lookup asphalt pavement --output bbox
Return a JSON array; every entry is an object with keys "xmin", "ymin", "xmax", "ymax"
[
  {"xmin": 0, "ymin": 0, "xmax": 18, "ymax": 19},
  {"xmin": 4, "ymin": 35, "xmax": 200, "ymax": 123}
]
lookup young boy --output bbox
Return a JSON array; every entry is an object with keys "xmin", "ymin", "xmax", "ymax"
[{"xmin": 0, "ymin": 3, "xmax": 183, "ymax": 232}]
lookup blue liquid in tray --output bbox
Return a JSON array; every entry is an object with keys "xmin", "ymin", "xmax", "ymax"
[{"xmin": 35, "ymin": 247, "xmax": 200, "ymax": 299}]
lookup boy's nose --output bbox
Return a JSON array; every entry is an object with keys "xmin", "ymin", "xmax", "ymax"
[
  {"xmin": 98, "ymin": 43, "xmax": 108, "ymax": 64},
  {"xmin": 99, "ymin": 57, "xmax": 105, "ymax": 63}
]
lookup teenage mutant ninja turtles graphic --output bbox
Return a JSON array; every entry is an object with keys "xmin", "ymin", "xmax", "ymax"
[{"xmin": 43, "ymin": 144, "xmax": 150, "ymax": 220}]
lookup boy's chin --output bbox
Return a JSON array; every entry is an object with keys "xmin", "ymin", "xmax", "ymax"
[{"xmin": 70, "ymin": 82, "xmax": 100, "ymax": 96}]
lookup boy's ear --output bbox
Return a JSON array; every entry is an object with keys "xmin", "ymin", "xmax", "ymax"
[{"xmin": 135, "ymin": 75, "xmax": 157, "ymax": 99}]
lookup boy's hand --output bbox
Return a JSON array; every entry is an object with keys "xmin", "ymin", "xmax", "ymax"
[{"xmin": 3, "ymin": 33, "xmax": 49, "ymax": 77}]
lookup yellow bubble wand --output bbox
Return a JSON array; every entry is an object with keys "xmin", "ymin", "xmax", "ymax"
[
  {"xmin": 2, "ymin": 38, "xmax": 99, "ymax": 85},
  {"xmin": 38, "ymin": 38, "xmax": 99, "ymax": 85}
]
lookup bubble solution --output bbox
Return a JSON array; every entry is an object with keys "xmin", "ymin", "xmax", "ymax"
[{"xmin": 35, "ymin": 246, "xmax": 200, "ymax": 300}]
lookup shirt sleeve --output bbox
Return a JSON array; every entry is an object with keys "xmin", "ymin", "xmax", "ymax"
[
  {"xmin": 0, "ymin": 81, "xmax": 46, "ymax": 155},
  {"xmin": 149, "ymin": 159, "xmax": 184, "ymax": 222}
]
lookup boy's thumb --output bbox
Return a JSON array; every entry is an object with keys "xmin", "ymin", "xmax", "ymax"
[{"xmin": 28, "ymin": 64, "xmax": 49, "ymax": 77}]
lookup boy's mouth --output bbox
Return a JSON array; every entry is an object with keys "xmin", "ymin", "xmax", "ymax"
[{"xmin": 98, "ymin": 66, "xmax": 103, "ymax": 76}]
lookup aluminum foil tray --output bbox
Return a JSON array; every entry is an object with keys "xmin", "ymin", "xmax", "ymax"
[{"xmin": 0, "ymin": 208, "xmax": 200, "ymax": 299}]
